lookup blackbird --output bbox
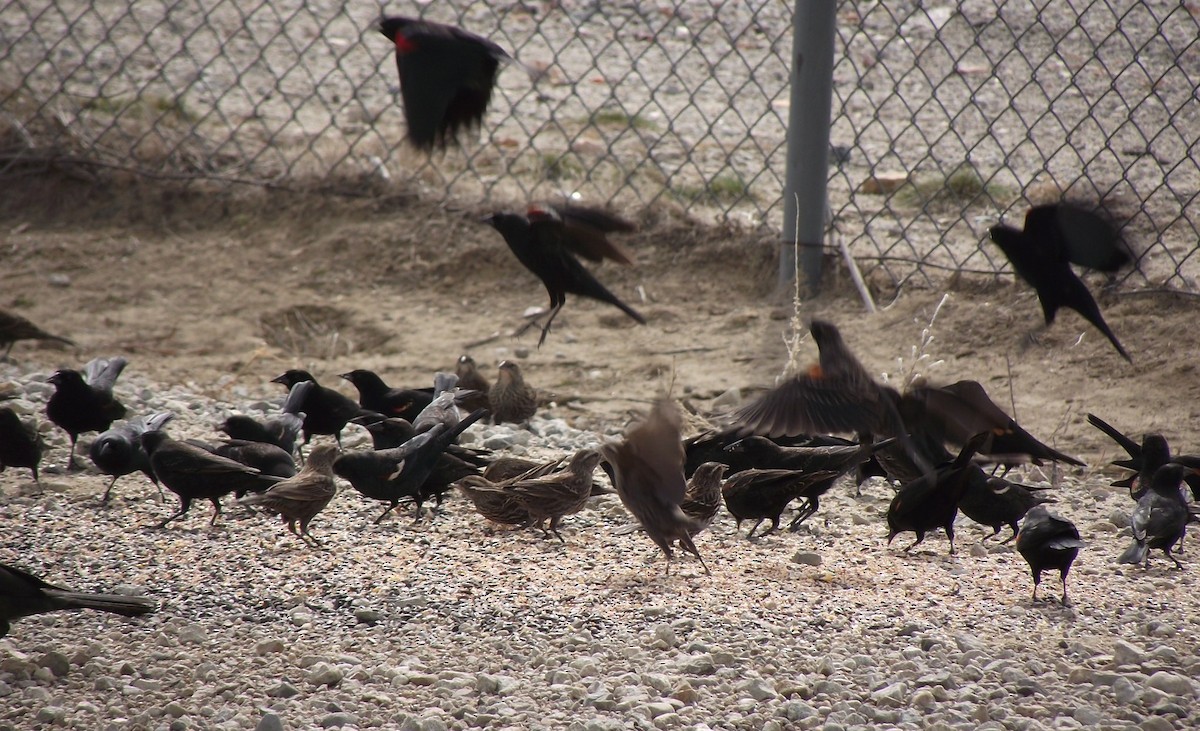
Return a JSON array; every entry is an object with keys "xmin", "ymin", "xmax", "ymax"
[
  {"xmin": 886, "ymin": 432, "xmax": 990, "ymax": 554},
  {"xmin": 351, "ymin": 412, "xmax": 417, "ymax": 449},
  {"xmin": 190, "ymin": 439, "xmax": 297, "ymax": 497},
  {"xmin": 339, "ymin": 369, "xmax": 433, "ymax": 423},
  {"xmin": 0, "ymin": 407, "xmax": 44, "ymax": 484},
  {"xmin": 682, "ymin": 429, "xmax": 828, "ymax": 478},
  {"xmin": 957, "ymin": 469, "xmax": 1055, "ymax": 542},
  {"xmin": 240, "ymin": 444, "xmax": 339, "ymax": 547},
  {"xmin": 489, "ymin": 360, "xmax": 538, "ymax": 425},
  {"xmin": 271, "ymin": 370, "xmax": 364, "ymax": 449},
  {"xmin": 46, "ymin": 357, "xmax": 128, "ymax": 470},
  {"xmin": 484, "ymin": 207, "xmax": 645, "ymax": 346},
  {"xmin": 681, "ymin": 462, "xmax": 728, "ymax": 536},
  {"xmin": 540, "ymin": 202, "xmax": 638, "ymax": 266},
  {"xmin": 0, "ymin": 563, "xmax": 156, "ymax": 638},
  {"xmin": 141, "ymin": 431, "xmax": 284, "ymax": 528},
  {"xmin": 474, "ymin": 449, "xmax": 601, "ymax": 542},
  {"xmin": 1086, "ymin": 413, "xmax": 1200, "ymax": 500},
  {"xmin": 724, "ymin": 435, "xmax": 896, "ymax": 529},
  {"xmin": 377, "ymin": 16, "xmax": 511, "ymax": 150},
  {"xmin": 721, "ymin": 467, "xmax": 841, "ymax": 539},
  {"xmin": 600, "ymin": 400, "xmax": 708, "ymax": 574},
  {"xmin": 1118, "ymin": 463, "xmax": 1192, "ymax": 569},
  {"xmin": 89, "ymin": 412, "xmax": 174, "ymax": 503},
  {"xmin": 729, "ymin": 320, "xmax": 931, "ymax": 474},
  {"xmin": 454, "ymin": 355, "xmax": 492, "ymax": 413},
  {"xmin": 412, "ymin": 372, "xmax": 469, "ymax": 434},
  {"xmin": 218, "ymin": 380, "xmax": 309, "ymax": 455},
  {"xmin": 0, "ymin": 309, "xmax": 74, "ymax": 359},
  {"xmin": 988, "ymin": 203, "xmax": 1131, "ymax": 361},
  {"xmin": 1015, "ymin": 506, "xmax": 1086, "ymax": 605}
]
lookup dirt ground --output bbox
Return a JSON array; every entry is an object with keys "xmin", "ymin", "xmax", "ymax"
[{"xmin": 2, "ymin": 175, "xmax": 1198, "ymax": 464}]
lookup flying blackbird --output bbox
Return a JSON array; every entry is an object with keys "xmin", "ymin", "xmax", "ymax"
[
  {"xmin": 721, "ymin": 467, "xmax": 841, "ymax": 539},
  {"xmin": 0, "ymin": 309, "xmax": 74, "ymax": 359},
  {"xmin": 240, "ymin": 444, "xmax": 339, "ymax": 547},
  {"xmin": 957, "ymin": 468, "xmax": 1055, "ymax": 542},
  {"xmin": 484, "ymin": 207, "xmax": 645, "ymax": 346},
  {"xmin": 0, "ymin": 407, "xmax": 44, "ymax": 484},
  {"xmin": 0, "ymin": 563, "xmax": 156, "ymax": 638},
  {"xmin": 681, "ymin": 462, "xmax": 728, "ymax": 536},
  {"xmin": 1086, "ymin": 413, "xmax": 1200, "ymax": 500},
  {"xmin": 377, "ymin": 16, "xmax": 511, "ymax": 151},
  {"xmin": 89, "ymin": 412, "xmax": 174, "ymax": 503},
  {"xmin": 454, "ymin": 355, "xmax": 492, "ymax": 414},
  {"xmin": 600, "ymin": 400, "xmax": 708, "ymax": 574},
  {"xmin": 988, "ymin": 203, "xmax": 1131, "ymax": 362},
  {"xmin": 886, "ymin": 432, "xmax": 990, "ymax": 554},
  {"xmin": 218, "ymin": 381, "xmax": 309, "ymax": 455},
  {"xmin": 729, "ymin": 320, "xmax": 931, "ymax": 474},
  {"xmin": 339, "ymin": 369, "xmax": 433, "ymax": 423},
  {"xmin": 271, "ymin": 370, "xmax": 364, "ymax": 449},
  {"xmin": 476, "ymin": 448, "xmax": 602, "ymax": 542},
  {"xmin": 141, "ymin": 431, "xmax": 284, "ymax": 528},
  {"xmin": 489, "ymin": 360, "xmax": 538, "ymax": 425},
  {"xmin": 724, "ymin": 435, "xmax": 896, "ymax": 529},
  {"xmin": 908, "ymin": 379, "xmax": 1085, "ymax": 470},
  {"xmin": 1118, "ymin": 463, "xmax": 1192, "ymax": 569},
  {"xmin": 333, "ymin": 409, "xmax": 487, "ymax": 523},
  {"xmin": 541, "ymin": 202, "xmax": 638, "ymax": 266},
  {"xmin": 457, "ymin": 474, "xmax": 532, "ymax": 527},
  {"xmin": 46, "ymin": 357, "xmax": 128, "ymax": 470},
  {"xmin": 1015, "ymin": 506, "xmax": 1086, "ymax": 605}
]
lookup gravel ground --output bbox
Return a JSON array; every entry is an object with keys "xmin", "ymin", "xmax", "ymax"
[{"xmin": 3, "ymin": 363, "xmax": 1200, "ymax": 731}]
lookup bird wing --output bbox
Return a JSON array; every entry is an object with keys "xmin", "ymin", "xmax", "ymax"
[
  {"xmin": 730, "ymin": 371, "xmax": 884, "ymax": 438},
  {"xmin": 1024, "ymin": 203, "xmax": 1130, "ymax": 272},
  {"xmin": 394, "ymin": 28, "xmax": 502, "ymax": 149},
  {"xmin": 155, "ymin": 443, "xmax": 263, "ymax": 476},
  {"xmin": 553, "ymin": 203, "xmax": 637, "ymax": 265},
  {"xmin": 83, "ymin": 356, "xmax": 128, "ymax": 393},
  {"xmin": 255, "ymin": 474, "xmax": 334, "ymax": 502},
  {"xmin": 282, "ymin": 381, "xmax": 316, "ymax": 415}
]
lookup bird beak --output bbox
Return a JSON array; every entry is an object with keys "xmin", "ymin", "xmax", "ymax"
[
  {"xmin": 269, "ymin": 374, "xmax": 287, "ymax": 385},
  {"xmin": 479, "ymin": 214, "xmax": 496, "ymax": 225},
  {"xmin": 338, "ymin": 373, "xmax": 352, "ymax": 381}
]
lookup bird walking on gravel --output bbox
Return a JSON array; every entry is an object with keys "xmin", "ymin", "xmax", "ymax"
[
  {"xmin": 339, "ymin": 369, "xmax": 433, "ymax": 423},
  {"xmin": 0, "ymin": 406, "xmax": 44, "ymax": 484},
  {"xmin": 682, "ymin": 462, "xmax": 728, "ymax": 536},
  {"xmin": 0, "ymin": 309, "xmax": 74, "ymax": 360},
  {"xmin": 489, "ymin": 360, "xmax": 538, "ymax": 425},
  {"xmin": 957, "ymin": 470, "xmax": 1055, "ymax": 543},
  {"xmin": 271, "ymin": 370, "xmax": 365, "ymax": 451},
  {"xmin": 239, "ymin": 444, "xmax": 339, "ymax": 547},
  {"xmin": 454, "ymin": 355, "xmax": 492, "ymax": 414},
  {"xmin": 377, "ymin": 16, "xmax": 513, "ymax": 151},
  {"xmin": 457, "ymin": 474, "xmax": 532, "ymax": 528},
  {"xmin": 728, "ymin": 320, "xmax": 931, "ymax": 475},
  {"xmin": 46, "ymin": 356, "xmax": 128, "ymax": 470},
  {"xmin": 412, "ymin": 372, "xmax": 469, "ymax": 434},
  {"xmin": 484, "ymin": 206, "xmax": 645, "ymax": 346},
  {"xmin": 1086, "ymin": 413, "xmax": 1200, "ymax": 501},
  {"xmin": 0, "ymin": 563, "xmax": 157, "ymax": 638},
  {"xmin": 988, "ymin": 202, "xmax": 1131, "ymax": 361},
  {"xmin": 219, "ymin": 380, "xmax": 309, "ymax": 456},
  {"xmin": 886, "ymin": 432, "xmax": 990, "ymax": 554},
  {"xmin": 141, "ymin": 431, "xmax": 285, "ymax": 528},
  {"xmin": 1015, "ymin": 506, "xmax": 1085, "ymax": 606},
  {"xmin": 476, "ymin": 448, "xmax": 601, "ymax": 542},
  {"xmin": 601, "ymin": 400, "xmax": 709, "ymax": 575},
  {"xmin": 721, "ymin": 467, "xmax": 841, "ymax": 539},
  {"xmin": 1118, "ymin": 463, "xmax": 1193, "ymax": 569},
  {"xmin": 89, "ymin": 411, "xmax": 174, "ymax": 504}
]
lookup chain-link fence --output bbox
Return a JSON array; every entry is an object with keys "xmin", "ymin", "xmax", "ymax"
[{"xmin": 2, "ymin": 1, "xmax": 1197, "ymax": 292}]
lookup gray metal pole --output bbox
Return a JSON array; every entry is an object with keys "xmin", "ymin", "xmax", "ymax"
[{"xmin": 779, "ymin": 0, "xmax": 838, "ymax": 294}]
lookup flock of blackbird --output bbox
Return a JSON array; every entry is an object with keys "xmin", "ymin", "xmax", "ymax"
[{"xmin": 1, "ymin": 14, "xmax": 1195, "ymax": 640}]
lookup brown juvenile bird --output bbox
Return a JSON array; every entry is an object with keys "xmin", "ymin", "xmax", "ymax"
[
  {"xmin": 729, "ymin": 320, "xmax": 930, "ymax": 474},
  {"xmin": 456, "ymin": 474, "xmax": 531, "ymax": 527},
  {"xmin": 681, "ymin": 462, "xmax": 728, "ymax": 537},
  {"xmin": 721, "ymin": 467, "xmax": 841, "ymax": 539},
  {"xmin": 1016, "ymin": 506, "xmax": 1085, "ymax": 605},
  {"xmin": 0, "ymin": 407, "xmax": 44, "ymax": 484},
  {"xmin": 489, "ymin": 360, "xmax": 537, "ymax": 425},
  {"xmin": 454, "ymin": 355, "xmax": 492, "ymax": 413},
  {"xmin": 601, "ymin": 400, "xmax": 708, "ymax": 574},
  {"xmin": 377, "ymin": 16, "xmax": 512, "ymax": 150},
  {"xmin": 481, "ymin": 448, "xmax": 601, "ymax": 542},
  {"xmin": 0, "ymin": 563, "xmax": 157, "ymax": 638},
  {"xmin": 239, "ymin": 444, "xmax": 339, "ymax": 547},
  {"xmin": 0, "ymin": 309, "xmax": 74, "ymax": 359}
]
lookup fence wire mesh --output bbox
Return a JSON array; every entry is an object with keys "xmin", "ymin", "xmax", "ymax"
[{"xmin": 2, "ymin": 1, "xmax": 1197, "ymax": 293}]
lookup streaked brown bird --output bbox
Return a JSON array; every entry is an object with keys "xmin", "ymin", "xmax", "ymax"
[
  {"xmin": 240, "ymin": 444, "xmax": 339, "ymax": 547},
  {"xmin": 454, "ymin": 355, "xmax": 492, "ymax": 413},
  {"xmin": 729, "ymin": 320, "xmax": 930, "ymax": 474},
  {"xmin": 489, "ymin": 360, "xmax": 538, "ymax": 425},
  {"xmin": 721, "ymin": 467, "xmax": 841, "ymax": 539},
  {"xmin": 377, "ymin": 16, "xmax": 511, "ymax": 150},
  {"xmin": 479, "ymin": 448, "xmax": 601, "ymax": 542},
  {"xmin": 681, "ymin": 462, "xmax": 728, "ymax": 537},
  {"xmin": 886, "ymin": 432, "xmax": 989, "ymax": 554},
  {"xmin": 0, "ymin": 309, "xmax": 74, "ymax": 360},
  {"xmin": 600, "ymin": 399, "xmax": 708, "ymax": 575},
  {"xmin": 456, "ymin": 474, "xmax": 531, "ymax": 527},
  {"xmin": 1, "ymin": 563, "xmax": 157, "ymax": 638},
  {"xmin": 484, "ymin": 207, "xmax": 645, "ymax": 346},
  {"xmin": 1015, "ymin": 506, "xmax": 1085, "ymax": 605}
]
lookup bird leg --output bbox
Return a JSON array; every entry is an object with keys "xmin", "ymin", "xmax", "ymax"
[
  {"xmin": 1001, "ymin": 525, "xmax": 1019, "ymax": 544},
  {"xmin": 208, "ymin": 498, "xmax": 223, "ymax": 526},
  {"xmin": 66, "ymin": 437, "xmax": 81, "ymax": 471},
  {"xmin": 549, "ymin": 516, "xmax": 566, "ymax": 544},
  {"xmin": 1165, "ymin": 550, "xmax": 1185, "ymax": 570},
  {"xmin": 1060, "ymin": 576, "xmax": 1071, "ymax": 607},
  {"xmin": 903, "ymin": 535, "xmax": 925, "ymax": 553},
  {"xmin": 1030, "ymin": 580, "xmax": 1040, "ymax": 603},
  {"xmin": 155, "ymin": 499, "xmax": 192, "ymax": 528},
  {"xmin": 745, "ymin": 518, "xmax": 765, "ymax": 540},
  {"xmin": 152, "ymin": 480, "xmax": 166, "ymax": 503},
  {"xmin": 536, "ymin": 303, "xmax": 564, "ymax": 348},
  {"xmin": 946, "ymin": 526, "xmax": 956, "ymax": 555},
  {"xmin": 101, "ymin": 475, "xmax": 120, "ymax": 504},
  {"xmin": 373, "ymin": 503, "xmax": 396, "ymax": 525}
]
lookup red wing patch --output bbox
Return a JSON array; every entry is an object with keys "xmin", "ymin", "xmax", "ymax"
[
  {"xmin": 394, "ymin": 35, "xmax": 417, "ymax": 54},
  {"xmin": 807, "ymin": 364, "xmax": 824, "ymax": 379}
]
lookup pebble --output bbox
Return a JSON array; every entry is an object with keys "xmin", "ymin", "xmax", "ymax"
[
  {"xmin": 1145, "ymin": 671, "xmax": 1195, "ymax": 698},
  {"xmin": 791, "ymin": 551, "xmax": 822, "ymax": 566},
  {"xmin": 320, "ymin": 712, "xmax": 358, "ymax": 728},
  {"xmin": 307, "ymin": 663, "xmax": 344, "ymax": 687},
  {"xmin": 255, "ymin": 714, "xmax": 284, "ymax": 731}
]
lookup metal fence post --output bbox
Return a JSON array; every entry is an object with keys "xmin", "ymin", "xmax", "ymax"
[{"xmin": 780, "ymin": 0, "xmax": 838, "ymax": 294}]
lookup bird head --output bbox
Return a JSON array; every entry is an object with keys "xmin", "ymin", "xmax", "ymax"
[
  {"xmin": 46, "ymin": 369, "xmax": 84, "ymax": 389},
  {"xmin": 378, "ymin": 16, "xmax": 415, "ymax": 43},
  {"xmin": 987, "ymin": 223, "xmax": 1022, "ymax": 253},
  {"xmin": 272, "ymin": 369, "xmax": 316, "ymax": 388},
  {"xmin": 496, "ymin": 360, "xmax": 523, "ymax": 385},
  {"xmin": 693, "ymin": 462, "xmax": 729, "ymax": 484}
]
